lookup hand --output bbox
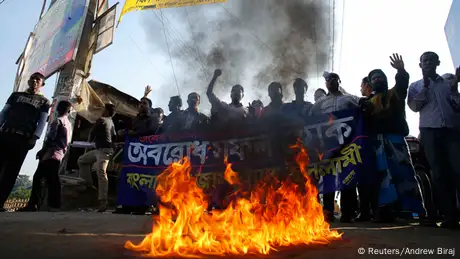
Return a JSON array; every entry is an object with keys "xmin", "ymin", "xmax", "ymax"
[
  {"xmin": 455, "ymin": 66, "xmax": 460, "ymax": 84},
  {"xmin": 390, "ymin": 53, "xmax": 404, "ymax": 70},
  {"xmin": 213, "ymin": 69, "xmax": 222, "ymax": 78},
  {"xmin": 117, "ymin": 129, "xmax": 126, "ymax": 136},
  {"xmin": 144, "ymin": 85, "xmax": 152, "ymax": 98},
  {"xmin": 423, "ymin": 73, "xmax": 430, "ymax": 88}
]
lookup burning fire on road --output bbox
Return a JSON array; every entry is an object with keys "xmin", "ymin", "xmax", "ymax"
[{"xmin": 125, "ymin": 143, "xmax": 341, "ymax": 257}]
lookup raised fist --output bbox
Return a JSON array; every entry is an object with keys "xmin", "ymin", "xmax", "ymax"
[{"xmin": 214, "ymin": 69, "xmax": 222, "ymax": 78}]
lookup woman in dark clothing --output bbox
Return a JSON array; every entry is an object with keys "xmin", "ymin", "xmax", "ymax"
[{"xmin": 362, "ymin": 53, "xmax": 426, "ymax": 222}]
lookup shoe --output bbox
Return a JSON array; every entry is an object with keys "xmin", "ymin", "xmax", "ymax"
[
  {"xmin": 97, "ymin": 200, "xmax": 107, "ymax": 213},
  {"xmin": 17, "ymin": 205, "xmax": 37, "ymax": 212},
  {"xmin": 440, "ymin": 220, "xmax": 460, "ymax": 230},
  {"xmin": 340, "ymin": 215, "xmax": 354, "ymax": 223}
]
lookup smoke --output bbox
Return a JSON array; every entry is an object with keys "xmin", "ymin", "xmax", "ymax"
[{"xmin": 141, "ymin": 0, "xmax": 331, "ymax": 111}]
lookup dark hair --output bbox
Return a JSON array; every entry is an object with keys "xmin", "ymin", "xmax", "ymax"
[
  {"xmin": 170, "ymin": 96, "xmax": 182, "ymax": 107},
  {"xmin": 104, "ymin": 103, "xmax": 116, "ymax": 117},
  {"xmin": 362, "ymin": 77, "xmax": 369, "ymax": 84},
  {"xmin": 420, "ymin": 51, "xmax": 439, "ymax": 62},
  {"xmin": 140, "ymin": 97, "xmax": 152, "ymax": 107},
  {"xmin": 231, "ymin": 84, "xmax": 244, "ymax": 93},
  {"xmin": 56, "ymin": 100, "xmax": 72, "ymax": 115},
  {"xmin": 293, "ymin": 78, "xmax": 308, "ymax": 90},
  {"xmin": 251, "ymin": 99, "xmax": 263, "ymax": 107},
  {"xmin": 30, "ymin": 72, "xmax": 45, "ymax": 80},
  {"xmin": 188, "ymin": 92, "xmax": 200, "ymax": 99},
  {"xmin": 152, "ymin": 107, "xmax": 164, "ymax": 115},
  {"xmin": 268, "ymin": 82, "xmax": 283, "ymax": 93},
  {"xmin": 315, "ymin": 88, "xmax": 327, "ymax": 95}
]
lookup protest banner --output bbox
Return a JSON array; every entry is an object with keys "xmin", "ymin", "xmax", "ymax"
[{"xmin": 117, "ymin": 108, "xmax": 372, "ymax": 206}]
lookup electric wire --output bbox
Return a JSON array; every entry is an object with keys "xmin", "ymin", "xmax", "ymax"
[{"xmin": 159, "ymin": 9, "xmax": 180, "ymax": 95}]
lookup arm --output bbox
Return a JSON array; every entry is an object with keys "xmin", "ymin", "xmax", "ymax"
[
  {"xmin": 89, "ymin": 119, "xmax": 102, "ymax": 141},
  {"xmin": 394, "ymin": 69, "xmax": 410, "ymax": 98},
  {"xmin": 407, "ymin": 82, "xmax": 428, "ymax": 112},
  {"xmin": 206, "ymin": 69, "xmax": 222, "ymax": 107},
  {"xmin": 34, "ymin": 100, "xmax": 51, "ymax": 139},
  {"xmin": 43, "ymin": 120, "xmax": 59, "ymax": 148}
]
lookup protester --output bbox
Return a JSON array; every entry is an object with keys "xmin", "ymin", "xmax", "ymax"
[
  {"xmin": 181, "ymin": 92, "xmax": 210, "ymax": 131},
  {"xmin": 261, "ymin": 82, "xmax": 284, "ymax": 118},
  {"xmin": 407, "ymin": 51, "xmax": 460, "ymax": 229},
  {"xmin": 282, "ymin": 78, "xmax": 314, "ymax": 119},
  {"xmin": 207, "ymin": 69, "xmax": 248, "ymax": 126},
  {"xmin": 360, "ymin": 54, "xmax": 425, "ymax": 224},
  {"xmin": 19, "ymin": 100, "xmax": 72, "ymax": 212},
  {"xmin": 163, "ymin": 96, "xmax": 183, "ymax": 132},
  {"xmin": 118, "ymin": 97, "xmax": 158, "ymax": 137},
  {"xmin": 78, "ymin": 103, "xmax": 117, "ymax": 212},
  {"xmin": 314, "ymin": 88, "xmax": 327, "ymax": 103},
  {"xmin": 310, "ymin": 71, "xmax": 360, "ymax": 223},
  {"xmin": 0, "ymin": 72, "xmax": 50, "ymax": 212},
  {"xmin": 248, "ymin": 100, "xmax": 263, "ymax": 121},
  {"xmin": 360, "ymin": 77, "xmax": 373, "ymax": 98}
]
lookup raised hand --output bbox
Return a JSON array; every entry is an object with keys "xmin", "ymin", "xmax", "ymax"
[
  {"xmin": 390, "ymin": 53, "xmax": 404, "ymax": 70},
  {"xmin": 456, "ymin": 66, "xmax": 460, "ymax": 83},
  {"xmin": 214, "ymin": 69, "xmax": 222, "ymax": 78},
  {"xmin": 144, "ymin": 85, "xmax": 152, "ymax": 98}
]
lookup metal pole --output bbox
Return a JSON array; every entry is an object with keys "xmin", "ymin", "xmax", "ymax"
[{"xmin": 38, "ymin": 0, "xmax": 47, "ymax": 20}]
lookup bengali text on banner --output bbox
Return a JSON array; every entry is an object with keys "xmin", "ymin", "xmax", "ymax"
[{"xmin": 117, "ymin": 108, "xmax": 373, "ymax": 206}]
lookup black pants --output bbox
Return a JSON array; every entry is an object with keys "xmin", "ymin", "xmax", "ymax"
[
  {"xmin": 0, "ymin": 133, "xmax": 31, "ymax": 207},
  {"xmin": 358, "ymin": 183, "xmax": 378, "ymax": 217},
  {"xmin": 323, "ymin": 187, "xmax": 357, "ymax": 217},
  {"xmin": 28, "ymin": 159, "xmax": 61, "ymax": 209},
  {"xmin": 420, "ymin": 128, "xmax": 460, "ymax": 222}
]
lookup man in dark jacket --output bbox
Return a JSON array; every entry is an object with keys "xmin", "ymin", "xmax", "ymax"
[
  {"xmin": 181, "ymin": 92, "xmax": 210, "ymax": 131},
  {"xmin": 0, "ymin": 72, "xmax": 50, "ymax": 212}
]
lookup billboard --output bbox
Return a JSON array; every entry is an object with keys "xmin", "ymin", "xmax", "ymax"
[
  {"xmin": 17, "ymin": 0, "xmax": 89, "ymax": 92},
  {"xmin": 445, "ymin": 0, "xmax": 460, "ymax": 68},
  {"xmin": 95, "ymin": 4, "xmax": 117, "ymax": 54}
]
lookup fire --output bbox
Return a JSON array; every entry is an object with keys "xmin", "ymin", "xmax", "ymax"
[{"xmin": 125, "ymin": 143, "xmax": 341, "ymax": 257}]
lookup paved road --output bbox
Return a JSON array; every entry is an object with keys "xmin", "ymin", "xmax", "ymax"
[{"xmin": 0, "ymin": 212, "xmax": 458, "ymax": 259}]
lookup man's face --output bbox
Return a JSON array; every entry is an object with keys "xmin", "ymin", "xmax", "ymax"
[
  {"xmin": 294, "ymin": 84, "xmax": 306, "ymax": 99},
  {"xmin": 360, "ymin": 82, "xmax": 372, "ymax": 97},
  {"xmin": 152, "ymin": 111, "xmax": 163, "ymax": 123},
  {"xmin": 28, "ymin": 75, "xmax": 44, "ymax": 92},
  {"xmin": 187, "ymin": 93, "xmax": 200, "ymax": 108},
  {"xmin": 325, "ymin": 78, "xmax": 339, "ymax": 92},
  {"xmin": 139, "ymin": 99, "xmax": 150, "ymax": 113},
  {"xmin": 370, "ymin": 73, "xmax": 386, "ymax": 86},
  {"xmin": 268, "ymin": 85, "xmax": 282, "ymax": 101},
  {"xmin": 314, "ymin": 90, "xmax": 326, "ymax": 102},
  {"xmin": 231, "ymin": 85, "xmax": 243, "ymax": 103},
  {"xmin": 419, "ymin": 53, "xmax": 440, "ymax": 74}
]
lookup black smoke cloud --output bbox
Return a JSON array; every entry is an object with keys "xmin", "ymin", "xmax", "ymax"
[{"xmin": 142, "ymin": 0, "xmax": 331, "ymax": 110}]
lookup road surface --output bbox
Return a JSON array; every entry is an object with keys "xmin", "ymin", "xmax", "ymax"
[{"xmin": 0, "ymin": 212, "xmax": 457, "ymax": 259}]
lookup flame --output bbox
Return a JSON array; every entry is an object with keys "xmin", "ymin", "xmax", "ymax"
[
  {"xmin": 328, "ymin": 114, "xmax": 334, "ymax": 125},
  {"xmin": 125, "ymin": 143, "xmax": 341, "ymax": 257}
]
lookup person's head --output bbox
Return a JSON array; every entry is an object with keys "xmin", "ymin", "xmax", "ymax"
[
  {"xmin": 368, "ymin": 69, "xmax": 388, "ymax": 94},
  {"xmin": 419, "ymin": 51, "xmax": 440, "ymax": 75},
  {"xmin": 56, "ymin": 100, "xmax": 72, "ymax": 117},
  {"xmin": 27, "ymin": 72, "xmax": 45, "ymax": 93},
  {"xmin": 230, "ymin": 84, "xmax": 244, "ymax": 103},
  {"xmin": 293, "ymin": 78, "xmax": 308, "ymax": 100},
  {"xmin": 103, "ymin": 103, "xmax": 116, "ymax": 117},
  {"xmin": 151, "ymin": 107, "xmax": 164, "ymax": 124},
  {"xmin": 324, "ymin": 72, "xmax": 341, "ymax": 93},
  {"xmin": 139, "ymin": 97, "xmax": 152, "ymax": 114},
  {"xmin": 268, "ymin": 82, "xmax": 283, "ymax": 102},
  {"xmin": 360, "ymin": 76, "xmax": 373, "ymax": 97},
  {"xmin": 187, "ymin": 92, "xmax": 201, "ymax": 109},
  {"xmin": 168, "ymin": 96, "xmax": 182, "ymax": 113},
  {"xmin": 314, "ymin": 88, "xmax": 327, "ymax": 102},
  {"xmin": 250, "ymin": 99, "xmax": 264, "ymax": 117}
]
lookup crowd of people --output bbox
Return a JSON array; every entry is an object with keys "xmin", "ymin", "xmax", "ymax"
[{"xmin": 0, "ymin": 51, "xmax": 459, "ymax": 230}]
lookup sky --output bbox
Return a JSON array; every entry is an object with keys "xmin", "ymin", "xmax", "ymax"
[{"xmin": 0, "ymin": 0, "xmax": 456, "ymax": 176}]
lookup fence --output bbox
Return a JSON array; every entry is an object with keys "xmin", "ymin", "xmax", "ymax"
[{"xmin": 4, "ymin": 199, "xmax": 28, "ymax": 211}]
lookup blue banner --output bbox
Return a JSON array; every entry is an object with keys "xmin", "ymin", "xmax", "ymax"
[{"xmin": 117, "ymin": 109, "xmax": 372, "ymax": 206}]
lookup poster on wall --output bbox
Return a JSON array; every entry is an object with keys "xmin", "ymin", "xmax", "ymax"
[{"xmin": 17, "ymin": 0, "xmax": 89, "ymax": 92}]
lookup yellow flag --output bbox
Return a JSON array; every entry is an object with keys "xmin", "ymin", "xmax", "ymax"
[{"xmin": 118, "ymin": 0, "xmax": 227, "ymax": 25}]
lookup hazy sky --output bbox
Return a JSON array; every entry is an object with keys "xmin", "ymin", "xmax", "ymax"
[{"xmin": 0, "ymin": 0, "xmax": 456, "ymax": 176}]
